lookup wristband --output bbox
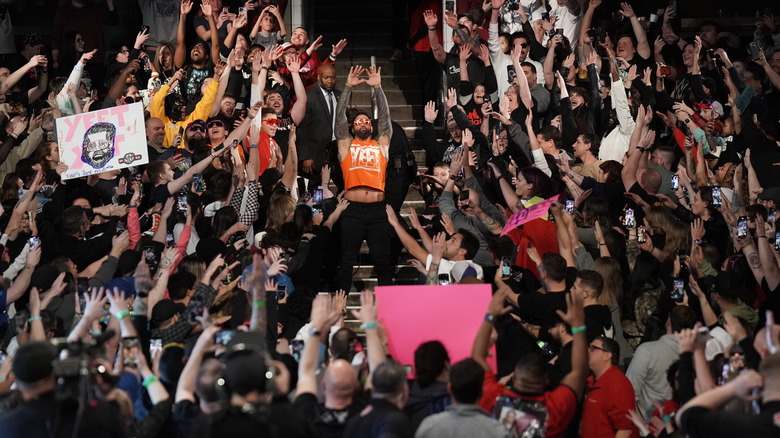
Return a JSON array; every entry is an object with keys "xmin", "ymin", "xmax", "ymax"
[
  {"xmin": 90, "ymin": 330, "xmax": 103, "ymax": 336},
  {"xmin": 571, "ymin": 325, "xmax": 587, "ymax": 334},
  {"xmin": 491, "ymin": 7, "xmax": 500, "ymax": 10},
  {"xmin": 249, "ymin": 144, "xmax": 258, "ymax": 149},
  {"xmin": 485, "ymin": 313, "xmax": 496, "ymax": 323},
  {"xmin": 142, "ymin": 375, "xmax": 159, "ymax": 388},
  {"xmin": 0, "ymin": 377, "xmax": 5, "ymax": 382},
  {"xmin": 27, "ymin": 316, "xmax": 42, "ymax": 322},
  {"xmin": 428, "ymin": 27, "xmax": 436, "ymax": 31},
  {"xmin": 328, "ymin": 54, "xmax": 337, "ymax": 60},
  {"xmin": 115, "ymin": 310, "xmax": 131, "ymax": 320},
  {"xmin": 360, "ymin": 321, "xmax": 378, "ymax": 330},
  {"xmin": 309, "ymin": 327, "xmax": 322, "ymax": 337},
  {"xmin": 261, "ymin": 66, "xmax": 268, "ymax": 71},
  {"xmin": 450, "ymin": 174, "xmax": 460, "ymax": 181},
  {"xmin": 252, "ymin": 300, "xmax": 266, "ymax": 307}
]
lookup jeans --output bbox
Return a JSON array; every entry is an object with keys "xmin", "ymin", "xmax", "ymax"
[{"xmin": 338, "ymin": 201, "xmax": 393, "ymax": 291}]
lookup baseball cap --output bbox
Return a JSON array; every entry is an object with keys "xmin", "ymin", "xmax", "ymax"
[
  {"xmin": 186, "ymin": 119, "xmax": 207, "ymax": 131},
  {"xmin": 758, "ymin": 187, "xmax": 780, "ymax": 205},
  {"xmin": 695, "ymin": 99, "xmax": 724, "ymax": 118},
  {"xmin": 13, "ymin": 341, "xmax": 57, "ymax": 384},
  {"xmin": 151, "ymin": 299, "xmax": 181, "ymax": 324}
]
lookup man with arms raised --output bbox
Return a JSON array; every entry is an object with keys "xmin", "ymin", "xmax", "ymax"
[{"xmin": 334, "ymin": 65, "xmax": 393, "ymax": 290}]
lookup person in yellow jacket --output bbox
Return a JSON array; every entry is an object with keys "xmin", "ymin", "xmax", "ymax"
[{"xmin": 150, "ymin": 67, "xmax": 223, "ymax": 148}]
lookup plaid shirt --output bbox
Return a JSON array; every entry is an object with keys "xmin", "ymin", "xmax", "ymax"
[{"xmin": 150, "ymin": 283, "xmax": 218, "ymax": 344}]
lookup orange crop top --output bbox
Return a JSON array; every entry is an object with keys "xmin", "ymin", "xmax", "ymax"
[{"xmin": 341, "ymin": 138, "xmax": 387, "ymax": 191}]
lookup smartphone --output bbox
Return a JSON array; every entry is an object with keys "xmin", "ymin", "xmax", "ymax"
[
  {"xmin": 238, "ymin": 6, "xmax": 247, "ymax": 15},
  {"xmin": 221, "ymin": 6, "xmax": 229, "ymax": 14},
  {"xmin": 501, "ymin": 257, "xmax": 512, "ymax": 277},
  {"xmin": 192, "ymin": 173, "xmax": 206, "ymax": 192},
  {"xmin": 623, "ymin": 208, "xmax": 635, "ymax": 227},
  {"xmin": 637, "ymin": 225, "xmax": 647, "ymax": 243},
  {"xmin": 444, "ymin": 0, "xmax": 454, "ymax": 12},
  {"xmin": 459, "ymin": 190, "xmax": 470, "ymax": 202},
  {"xmin": 212, "ymin": 142, "xmax": 226, "ymax": 154},
  {"xmin": 144, "ymin": 246, "xmax": 158, "ymax": 272},
  {"xmin": 177, "ymin": 192, "xmax": 188, "ymax": 212},
  {"xmin": 541, "ymin": 11, "xmax": 550, "ymax": 21},
  {"xmin": 115, "ymin": 220, "xmax": 126, "ymax": 236},
  {"xmin": 769, "ymin": 209, "xmax": 777, "ymax": 223},
  {"xmin": 28, "ymin": 236, "xmax": 39, "ymax": 248},
  {"xmin": 749, "ymin": 42, "xmax": 761, "ymax": 60},
  {"xmin": 312, "ymin": 207, "xmax": 321, "ymax": 215},
  {"xmin": 438, "ymin": 273, "xmax": 451, "ymax": 286},
  {"xmin": 121, "ymin": 337, "xmax": 140, "ymax": 368},
  {"xmin": 775, "ymin": 231, "xmax": 780, "ymax": 251},
  {"xmin": 140, "ymin": 25, "xmax": 150, "ymax": 34},
  {"xmin": 276, "ymin": 285, "xmax": 287, "ymax": 300},
  {"xmin": 77, "ymin": 277, "xmax": 90, "ymax": 296},
  {"xmin": 670, "ymin": 175, "xmax": 679, "ymax": 190},
  {"xmin": 301, "ymin": 191, "xmax": 312, "ymax": 202},
  {"xmin": 506, "ymin": 65, "xmax": 517, "ymax": 84},
  {"xmin": 150, "ymin": 339, "xmax": 162, "ymax": 360},
  {"xmin": 290, "ymin": 339, "xmax": 304, "ymax": 361},
  {"xmin": 672, "ymin": 279, "xmax": 685, "ymax": 303},
  {"xmin": 166, "ymin": 233, "xmax": 176, "ymax": 248},
  {"xmin": 737, "ymin": 216, "xmax": 748, "ymax": 238},
  {"xmin": 660, "ymin": 65, "xmax": 672, "ymax": 76},
  {"xmin": 174, "ymin": 148, "xmax": 183, "ymax": 159},
  {"xmin": 188, "ymin": 297, "xmax": 204, "ymax": 323},
  {"xmin": 711, "ymin": 187, "xmax": 722, "ymax": 207},
  {"xmin": 312, "ymin": 189, "xmax": 323, "ymax": 205},
  {"xmin": 214, "ymin": 330, "xmax": 236, "ymax": 345},
  {"xmin": 565, "ymin": 200, "xmax": 575, "ymax": 215}
]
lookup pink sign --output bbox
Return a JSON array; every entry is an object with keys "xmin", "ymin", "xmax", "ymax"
[
  {"xmin": 500, "ymin": 194, "xmax": 562, "ymax": 236},
  {"xmin": 375, "ymin": 284, "xmax": 496, "ymax": 376}
]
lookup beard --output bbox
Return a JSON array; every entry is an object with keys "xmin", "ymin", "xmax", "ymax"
[
  {"xmin": 187, "ymin": 137, "xmax": 209, "ymax": 151},
  {"xmin": 354, "ymin": 126, "xmax": 371, "ymax": 139}
]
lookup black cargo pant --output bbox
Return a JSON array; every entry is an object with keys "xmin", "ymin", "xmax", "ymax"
[{"xmin": 337, "ymin": 201, "xmax": 393, "ymax": 291}]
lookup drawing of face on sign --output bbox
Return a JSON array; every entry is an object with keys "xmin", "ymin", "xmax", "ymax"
[{"xmin": 81, "ymin": 122, "xmax": 116, "ymax": 168}]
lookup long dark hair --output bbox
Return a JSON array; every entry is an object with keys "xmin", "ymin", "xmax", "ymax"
[
  {"xmin": 624, "ymin": 251, "xmax": 663, "ymax": 320},
  {"xmin": 520, "ymin": 167, "xmax": 557, "ymax": 199}
]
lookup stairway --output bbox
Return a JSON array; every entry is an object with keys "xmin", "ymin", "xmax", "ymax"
[{"xmin": 307, "ymin": 0, "xmax": 432, "ymax": 333}]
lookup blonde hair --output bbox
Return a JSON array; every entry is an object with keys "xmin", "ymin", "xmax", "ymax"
[
  {"xmin": 266, "ymin": 194, "xmax": 295, "ymax": 230},
  {"xmin": 594, "ymin": 257, "xmax": 621, "ymax": 309},
  {"xmin": 663, "ymin": 220, "xmax": 691, "ymax": 263}
]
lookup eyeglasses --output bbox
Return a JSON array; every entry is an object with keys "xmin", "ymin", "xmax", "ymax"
[
  {"xmin": 207, "ymin": 120, "xmax": 225, "ymax": 128},
  {"xmin": 188, "ymin": 125, "xmax": 206, "ymax": 132},
  {"xmin": 262, "ymin": 118, "xmax": 280, "ymax": 126},
  {"xmin": 354, "ymin": 118, "xmax": 372, "ymax": 126},
  {"xmin": 588, "ymin": 344, "xmax": 606, "ymax": 352}
]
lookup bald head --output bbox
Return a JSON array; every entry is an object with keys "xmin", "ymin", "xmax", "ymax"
[
  {"xmin": 146, "ymin": 117, "xmax": 165, "ymax": 146},
  {"xmin": 323, "ymin": 359, "xmax": 357, "ymax": 400},
  {"xmin": 639, "ymin": 168, "xmax": 662, "ymax": 194},
  {"xmin": 318, "ymin": 64, "xmax": 337, "ymax": 92}
]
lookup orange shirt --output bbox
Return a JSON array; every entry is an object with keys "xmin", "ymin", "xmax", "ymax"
[{"xmin": 341, "ymin": 138, "xmax": 387, "ymax": 192}]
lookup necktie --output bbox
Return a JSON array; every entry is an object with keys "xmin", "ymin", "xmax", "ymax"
[{"xmin": 327, "ymin": 91, "xmax": 334, "ymax": 119}]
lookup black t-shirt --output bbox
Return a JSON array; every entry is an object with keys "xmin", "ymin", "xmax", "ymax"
[
  {"xmin": 150, "ymin": 183, "xmax": 173, "ymax": 206},
  {"xmin": 172, "ymin": 399, "xmax": 201, "ymax": 438},
  {"xmin": 191, "ymin": 401, "xmax": 314, "ymax": 438},
  {"xmin": 273, "ymin": 114, "xmax": 294, "ymax": 160},
  {"xmin": 293, "ymin": 392, "xmax": 365, "ymax": 438},
  {"xmin": 342, "ymin": 398, "xmax": 413, "ymax": 438},
  {"xmin": 0, "ymin": 391, "xmax": 127, "ymax": 438}
]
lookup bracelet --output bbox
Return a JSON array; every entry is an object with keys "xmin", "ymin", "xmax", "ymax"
[
  {"xmin": 428, "ymin": 27, "xmax": 436, "ymax": 31},
  {"xmin": 249, "ymin": 143, "xmax": 258, "ymax": 149},
  {"xmin": 115, "ymin": 310, "xmax": 131, "ymax": 320},
  {"xmin": 328, "ymin": 54, "xmax": 337, "ymax": 60},
  {"xmin": 142, "ymin": 375, "xmax": 159, "ymax": 388},
  {"xmin": 491, "ymin": 7, "xmax": 500, "ymax": 10},
  {"xmin": 758, "ymin": 235, "xmax": 768, "ymax": 239},
  {"xmin": 90, "ymin": 330, "xmax": 103, "ymax": 336},
  {"xmin": 252, "ymin": 300, "xmax": 266, "ymax": 307},
  {"xmin": 27, "ymin": 316, "xmax": 42, "ymax": 322},
  {"xmin": 571, "ymin": 325, "xmax": 587, "ymax": 334},
  {"xmin": 598, "ymin": 242, "xmax": 606, "ymax": 246},
  {"xmin": 485, "ymin": 313, "xmax": 496, "ymax": 323},
  {"xmin": 360, "ymin": 321, "xmax": 378, "ymax": 329},
  {"xmin": 684, "ymin": 119, "xmax": 691, "ymax": 124},
  {"xmin": 261, "ymin": 66, "xmax": 268, "ymax": 71}
]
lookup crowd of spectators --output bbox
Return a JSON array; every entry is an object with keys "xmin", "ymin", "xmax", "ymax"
[{"xmin": 0, "ymin": 0, "xmax": 779, "ymax": 437}]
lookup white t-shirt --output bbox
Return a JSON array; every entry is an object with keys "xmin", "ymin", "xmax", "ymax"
[
  {"xmin": 549, "ymin": 2, "xmax": 581, "ymax": 48},
  {"xmin": 425, "ymin": 255, "xmax": 457, "ymax": 279}
]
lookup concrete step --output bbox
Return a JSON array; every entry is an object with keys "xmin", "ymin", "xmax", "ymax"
[
  {"xmin": 330, "ymin": 59, "xmax": 418, "ymax": 78},
  {"xmin": 347, "ymin": 89, "xmax": 422, "ymax": 106},
  {"xmin": 312, "ymin": 5, "xmax": 393, "ymax": 21}
]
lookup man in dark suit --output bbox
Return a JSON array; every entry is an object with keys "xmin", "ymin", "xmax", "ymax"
[{"xmin": 297, "ymin": 63, "xmax": 339, "ymax": 191}]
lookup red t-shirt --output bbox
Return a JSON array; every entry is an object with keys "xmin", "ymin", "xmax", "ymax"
[
  {"xmin": 479, "ymin": 369, "xmax": 577, "ymax": 438},
  {"xmin": 581, "ymin": 366, "xmax": 640, "ymax": 438},
  {"xmin": 507, "ymin": 218, "xmax": 559, "ymax": 280}
]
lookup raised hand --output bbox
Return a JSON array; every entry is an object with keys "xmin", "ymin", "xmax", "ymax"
[
  {"xmin": 200, "ymin": 0, "xmax": 213, "ymax": 17},
  {"xmin": 331, "ymin": 39, "xmax": 348, "ymax": 57},
  {"xmin": 459, "ymin": 44, "xmax": 472, "ymax": 61},
  {"xmin": 619, "ymin": 2, "xmax": 635, "ymax": 18},
  {"xmin": 443, "ymin": 10, "xmax": 458, "ymax": 29},
  {"xmin": 346, "ymin": 65, "xmax": 366, "ymax": 87},
  {"xmin": 285, "ymin": 53, "xmax": 301, "ymax": 74},
  {"xmin": 350, "ymin": 289, "xmax": 377, "ymax": 324},
  {"xmin": 424, "ymin": 101, "xmax": 439, "ymax": 123},
  {"xmin": 366, "ymin": 65, "xmax": 382, "ymax": 88},
  {"xmin": 423, "ymin": 9, "xmax": 438, "ymax": 28},
  {"xmin": 181, "ymin": 0, "xmax": 193, "ymax": 15}
]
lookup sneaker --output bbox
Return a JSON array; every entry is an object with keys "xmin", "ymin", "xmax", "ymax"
[{"xmin": 389, "ymin": 49, "xmax": 403, "ymax": 61}]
